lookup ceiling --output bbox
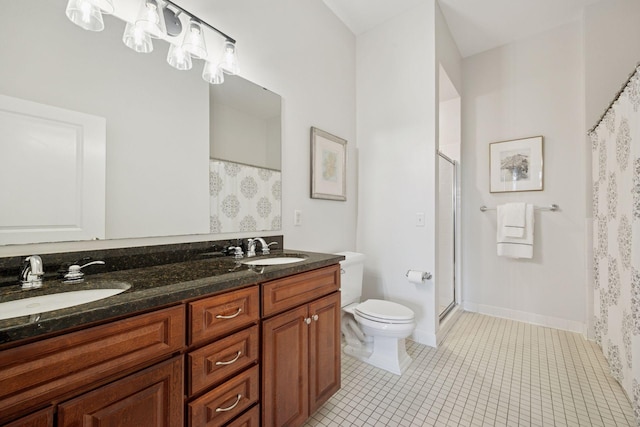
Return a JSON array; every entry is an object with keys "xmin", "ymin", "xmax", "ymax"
[{"xmin": 322, "ymin": 0, "xmax": 604, "ymax": 57}]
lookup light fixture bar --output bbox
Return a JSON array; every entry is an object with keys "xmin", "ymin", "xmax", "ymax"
[{"xmin": 164, "ymin": 0, "xmax": 236, "ymax": 44}]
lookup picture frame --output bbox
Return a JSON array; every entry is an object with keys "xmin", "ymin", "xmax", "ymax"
[
  {"xmin": 490, "ymin": 136, "xmax": 544, "ymax": 193},
  {"xmin": 310, "ymin": 127, "xmax": 347, "ymax": 201}
]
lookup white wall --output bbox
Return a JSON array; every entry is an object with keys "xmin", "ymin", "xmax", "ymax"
[
  {"xmin": 461, "ymin": 22, "xmax": 587, "ymax": 333},
  {"xmin": 584, "ymin": 0, "xmax": 640, "ymax": 129},
  {"xmin": 439, "ymin": 97, "xmax": 461, "ymax": 161},
  {"xmin": 357, "ymin": 1, "xmax": 438, "ymax": 345},
  {"xmin": 0, "ymin": 0, "xmax": 357, "ymax": 256}
]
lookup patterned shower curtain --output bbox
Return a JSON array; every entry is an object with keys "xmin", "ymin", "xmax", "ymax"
[{"xmin": 590, "ymin": 65, "xmax": 640, "ymax": 421}]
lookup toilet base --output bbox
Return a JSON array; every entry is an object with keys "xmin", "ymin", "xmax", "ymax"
[{"xmin": 344, "ymin": 336, "xmax": 412, "ymax": 375}]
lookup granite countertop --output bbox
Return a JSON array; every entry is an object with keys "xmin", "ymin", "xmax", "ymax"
[{"xmin": 0, "ymin": 250, "xmax": 344, "ymax": 346}]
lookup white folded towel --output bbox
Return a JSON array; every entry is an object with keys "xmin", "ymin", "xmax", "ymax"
[
  {"xmin": 497, "ymin": 203, "xmax": 534, "ymax": 259},
  {"xmin": 499, "ymin": 202, "xmax": 526, "ymax": 237}
]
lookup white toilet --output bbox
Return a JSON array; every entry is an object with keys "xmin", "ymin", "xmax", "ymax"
[{"xmin": 337, "ymin": 251, "xmax": 416, "ymax": 375}]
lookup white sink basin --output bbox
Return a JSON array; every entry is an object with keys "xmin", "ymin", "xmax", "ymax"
[
  {"xmin": 0, "ymin": 286, "xmax": 130, "ymax": 321},
  {"xmin": 242, "ymin": 257, "xmax": 306, "ymax": 266}
]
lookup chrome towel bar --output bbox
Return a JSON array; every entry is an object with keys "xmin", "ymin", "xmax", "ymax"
[{"xmin": 479, "ymin": 204, "xmax": 559, "ymax": 212}]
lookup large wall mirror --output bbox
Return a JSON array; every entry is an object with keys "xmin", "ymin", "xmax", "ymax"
[{"xmin": 0, "ymin": 0, "xmax": 282, "ymax": 246}]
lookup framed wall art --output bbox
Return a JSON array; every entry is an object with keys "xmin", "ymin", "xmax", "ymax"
[
  {"xmin": 310, "ymin": 127, "xmax": 347, "ymax": 201},
  {"xmin": 489, "ymin": 136, "xmax": 543, "ymax": 193}
]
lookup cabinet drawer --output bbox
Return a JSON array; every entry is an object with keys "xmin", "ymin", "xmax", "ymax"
[
  {"xmin": 227, "ymin": 404, "xmax": 260, "ymax": 427},
  {"xmin": 188, "ymin": 325, "xmax": 259, "ymax": 396},
  {"xmin": 188, "ymin": 365, "xmax": 259, "ymax": 427},
  {"xmin": 189, "ymin": 286, "xmax": 259, "ymax": 345},
  {"xmin": 0, "ymin": 305, "xmax": 185, "ymax": 424},
  {"xmin": 262, "ymin": 265, "xmax": 340, "ymax": 317}
]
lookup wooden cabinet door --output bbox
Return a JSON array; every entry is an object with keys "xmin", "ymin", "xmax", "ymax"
[
  {"xmin": 4, "ymin": 407, "xmax": 53, "ymax": 427},
  {"xmin": 58, "ymin": 356, "xmax": 183, "ymax": 427},
  {"xmin": 262, "ymin": 305, "xmax": 309, "ymax": 427},
  {"xmin": 308, "ymin": 292, "xmax": 341, "ymax": 415}
]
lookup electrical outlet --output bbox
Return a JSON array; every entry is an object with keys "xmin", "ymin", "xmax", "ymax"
[
  {"xmin": 416, "ymin": 212, "xmax": 425, "ymax": 227},
  {"xmin": 294, "ymin": 210, "xmax": 302, "ymax": 226}
]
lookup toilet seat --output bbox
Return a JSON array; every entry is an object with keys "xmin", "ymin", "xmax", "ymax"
[{"xmin": 354, "ymin": 299, "xmax": 414, "ymax": 324}]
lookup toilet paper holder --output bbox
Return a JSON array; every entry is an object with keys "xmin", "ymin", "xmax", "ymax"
[{"xmin": 405, "ymin": 270, "xmax": 432, "ymax": 281}]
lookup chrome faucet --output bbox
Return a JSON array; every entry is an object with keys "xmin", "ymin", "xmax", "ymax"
[
  {"xmin": 20, "ymin": 255, "xmax": 44, "ymax": 289},
  {"xmin": 63, "ymin": 260, "xmax": 105, "ymax": 283},
  {"xmin": 248, "ymin": 238, "xmax": 278, "ymax": 256}
]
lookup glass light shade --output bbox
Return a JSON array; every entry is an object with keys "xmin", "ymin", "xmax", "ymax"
[
  {"xmin": 123, "ymin": 22, "xmax": 153, "ymax": 53},
  {"xmin": 202, "ymin": 61, "xmax": 224, "ymax": 85},
  {"xmin": 65, "ymin": 0, "xmax": 105, "ymax": 32},
  {"xmin": 92, "ymin": 0, "xmax": 114, "ymax": 14},
  {"xmin": 167, "ymin": 44, "xmax": 192, "ymax": 70},
  {"xmin": 135, "ymin": 0, "xmax": 166, "ymax": 39},
  {"xmin": 219, "ymin": 40, "xmax": 239, "ymax": 75},
  {"xmin": 182, "ymin": 20, "xmax": 207, "ymax": 60}
]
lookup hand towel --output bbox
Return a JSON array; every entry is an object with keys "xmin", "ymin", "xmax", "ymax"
[
  {"xmin": 497, "ymin": 203, "xmax": 534, "ymax": 259},
  {"xmin": 498, "ymin": 202, "xmax": 526, "ymax": 238}
]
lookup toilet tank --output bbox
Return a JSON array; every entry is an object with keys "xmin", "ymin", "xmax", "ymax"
[{"xmin": 335, "ymin": 251, "xmax": 366, "ymax": 307}]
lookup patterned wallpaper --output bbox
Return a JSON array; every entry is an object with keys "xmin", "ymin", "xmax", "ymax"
[
  {"xmin": 590, "ymin": 65, "xmax": 640, "ymax": 423},
  {"xmin": 209, "ymin": 159, "xmax": 281, "ymax": 233}
]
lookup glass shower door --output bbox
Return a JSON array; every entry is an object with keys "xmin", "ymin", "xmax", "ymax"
[{"xmin": 438, "ymin": 153, "xmax": 456, "ymax": 319}]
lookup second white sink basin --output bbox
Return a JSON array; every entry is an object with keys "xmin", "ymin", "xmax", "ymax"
[
  {"xmin": 242, "ymin": 257, "xmax": 306, "ymax": 266},
  {"xmin": 0, "ymin": 285, "xmax": 130, "ymax": 321}
]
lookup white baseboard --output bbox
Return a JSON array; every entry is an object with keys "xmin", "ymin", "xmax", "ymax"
[{"xmin": 463, "ymin": 301, "xmax": 586, "ymax": 335}]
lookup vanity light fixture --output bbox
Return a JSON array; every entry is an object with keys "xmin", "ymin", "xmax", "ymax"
[
  {"xmin": 65, "ymin": 0, "xmax": 114, "ymax": 32},
  {"xmin": 122, "ymin": 22, "xmax": 154, "ymax": 53},
  {"xmin": 64, "ymin": 0, "xmax": 238, "ymax": 85}
]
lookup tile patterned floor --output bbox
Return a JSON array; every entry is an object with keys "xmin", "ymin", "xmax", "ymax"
[{"xmin": 304, "ymin": 311, "xmax": 637, "ymax": 427}]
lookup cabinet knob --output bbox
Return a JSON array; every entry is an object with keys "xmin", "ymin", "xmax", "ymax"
[
  {"xmin": 312, "ymin": 314, "xmax": 319, "ymax": 322},
  {"xmin": 304, "ymin": 317, "xmax": 312, "ymax": 325}
]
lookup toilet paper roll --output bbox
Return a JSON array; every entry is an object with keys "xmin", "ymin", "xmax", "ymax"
[{"xmin": 407, "ymin": 270, "xmax": 427, "ymax": 284}]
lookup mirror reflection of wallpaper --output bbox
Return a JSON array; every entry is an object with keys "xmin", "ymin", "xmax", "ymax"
[{"xmin": 210, "ymin": 160, "xmax": 281, "ymax": 233}]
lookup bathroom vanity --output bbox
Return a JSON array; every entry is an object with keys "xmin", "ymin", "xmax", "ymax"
[{"xmin": 0, "ymin": 245, "xmax": 342, "ymax": 427}]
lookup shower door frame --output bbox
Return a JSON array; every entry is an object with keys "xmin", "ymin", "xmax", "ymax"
[{"xmin": 438, "ymin": 152, "xmax": 457, "ymax": 320}]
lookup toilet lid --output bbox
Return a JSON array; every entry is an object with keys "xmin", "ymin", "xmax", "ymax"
[{"xmin": 355, "ymin": 299, "xmax": 415, "ymax": 323}]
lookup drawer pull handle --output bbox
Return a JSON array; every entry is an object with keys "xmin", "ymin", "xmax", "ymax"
[
  {"xmin": 216, "ymin": 308, "xmax": 242, "ymax": 319},
  {"xmin": 215, "ymin": 394, "xmax": 242, "ymax": 412},
  {"xmin": 216, "ymin": 351, "xmax": 242, "ymax": 366},
  {"xmin": 312, "ymin": 314, "xmax": 319, "ymax": 322}
]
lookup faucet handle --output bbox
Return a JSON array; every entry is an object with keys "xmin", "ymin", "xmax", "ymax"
[
  {"xmin": 228, "ymin": 246, "xmax": 244, "ymax": 259},
  {"xmin": 64, "ymin": 260, "xmax": 105, "ymax": 283},
  {"xmin": 262, "ymin": 242, "xmax": 278, "ymax": 255}
]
